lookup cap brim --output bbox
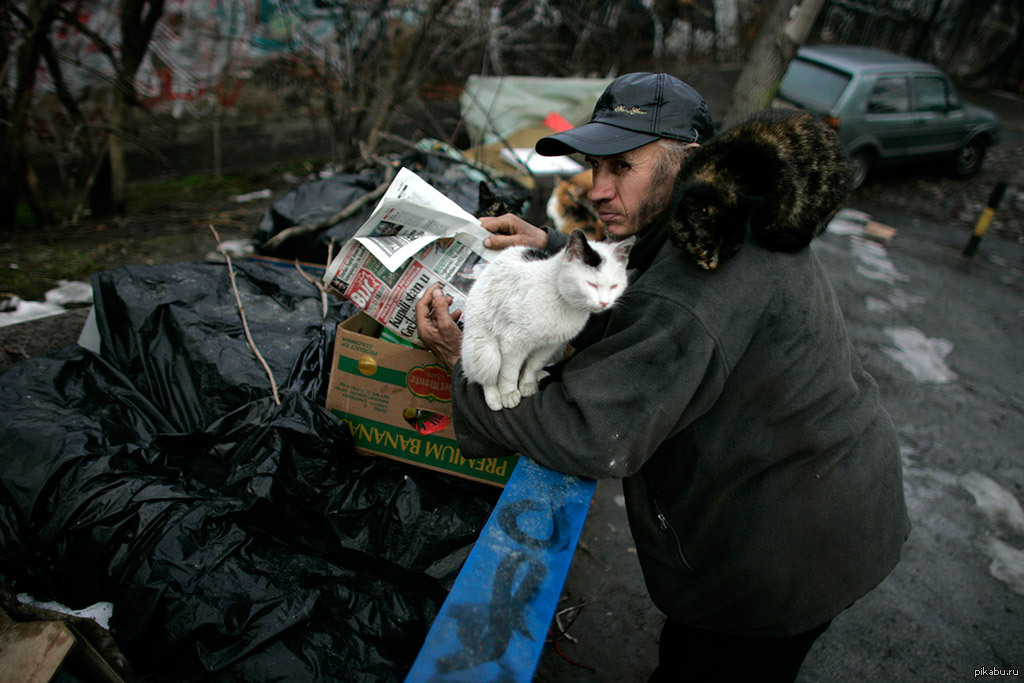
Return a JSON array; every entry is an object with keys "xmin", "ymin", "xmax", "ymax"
[{"xmin": 535, "ymin": 121, "xmax": 660, "ymax": 157}]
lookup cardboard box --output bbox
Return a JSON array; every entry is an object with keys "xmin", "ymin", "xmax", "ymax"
[
  {"xmin": 326, "ymin": 312, "xmax": 518, "ymax": 487},
  {"xmin": 864, "ymin": 220, "xmax": 898, "ymax": 245}
]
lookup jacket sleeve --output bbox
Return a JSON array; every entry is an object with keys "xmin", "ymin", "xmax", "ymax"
[
  {"xmin": 451, "ymin": 291, "xmax": 727, "ymax": 479},
  {"xmin": 543, "ymin": 226, "xmax": 568, "ymax": 252}
]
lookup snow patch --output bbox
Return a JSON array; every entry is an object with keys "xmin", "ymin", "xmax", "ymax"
[
  {"xmin": 882, "ymin": 326, "xmax": 956, "ymax": 383},
  {"xmin": 17, "ymin": 593, "xmax": 114, "ymax": 630},
  {"xmin": 0, "ymin": 299, "xmax": 65, "ymax": 327},
  {"xmin": 984, "ymin": 537, "xmax": 1024, "ymax": 597},
  {"xmin": 960, "ymin": 471, "xmax": 1024, "ymax": 536},
  {"xmin": 827, "ymin": 209, "xmax": 872, "ymax": 235},
  {"xmin": 0, "ymin": 280, "xmax": 92, "ymax": 327},
  {"xmin": 851, "ymin": 236, "xmax": 906, "ymax": 284},
  {"xmin": 960, "ymin": 472, "xmax": 1024, "ymax": 596}
]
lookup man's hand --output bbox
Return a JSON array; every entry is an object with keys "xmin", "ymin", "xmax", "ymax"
[
  {"xmin": 480, "ymin": 214, "xmax": 548, "ymax": 251},
  {"xmin": 415, "ymin": 283, "xmax": 463, "ymax": 371}
]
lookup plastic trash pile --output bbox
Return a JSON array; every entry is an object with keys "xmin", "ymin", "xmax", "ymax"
[{"xmin": 0, "ymin": 257, "xmax": 499, "ymax": 680}]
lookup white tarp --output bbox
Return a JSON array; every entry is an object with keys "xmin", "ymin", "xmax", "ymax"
[{"xmin": 460, "ymin": 75, "xmax": 612, "ymax": 146}]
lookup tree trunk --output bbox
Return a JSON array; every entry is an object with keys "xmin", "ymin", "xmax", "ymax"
[
  {"xmin": 721, "ymin": 0, "xmax": 826, "ymax": 129},
  {"xmin": 0, "ymin": 0, "xmax": 61, "ymax": 231},
  {"xmin": 96, "ymin": 0, "xmax": 165, "ymax": 216},
  {"xmin": 107, "ymin": 94, "xmax": 131, "ymax": 214}
]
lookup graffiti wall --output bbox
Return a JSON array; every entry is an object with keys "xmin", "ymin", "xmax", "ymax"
[{"xmin": 47, "ymin": 0, "xmax": 380, "ymax": 118}]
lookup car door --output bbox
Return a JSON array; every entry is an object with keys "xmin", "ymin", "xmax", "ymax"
[
  {"xmin": 907, "ymin": 74, "xmax": 966, "ymax": 155},
  {"xmin": 864, "ymin": 74, "xmax": 913, "ymax": 158}
]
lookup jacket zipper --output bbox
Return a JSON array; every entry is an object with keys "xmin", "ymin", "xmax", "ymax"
[{"xmin": 654, "ymin": 498, "xmax": 695, "ymax": 573}]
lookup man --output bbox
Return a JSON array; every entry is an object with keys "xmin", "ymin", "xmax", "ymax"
[{"xmin": 415, "ymin": 72, "xmax": 909, "ymax": 682}]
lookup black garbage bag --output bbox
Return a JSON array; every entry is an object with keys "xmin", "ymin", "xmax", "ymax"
[
  {"xmin": 254, "ymin": 171, "xmax": 385, "ymax": 263},
  {"xmin": 91, "ymin": 261, "xmax": 349, "ymax": 432},
  {"xmin": 0, "ymin": 259, "xmax": 499, "ymax": 681}
]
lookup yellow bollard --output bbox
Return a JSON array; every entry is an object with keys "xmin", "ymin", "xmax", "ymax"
[{"xmin": 963, "ymin": 181, "xmax": 1007, "ymax": 256}]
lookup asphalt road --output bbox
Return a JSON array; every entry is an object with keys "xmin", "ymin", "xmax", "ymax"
[{"xmin": 535, "ymin": 205, "xmax": 1024, "ymax": 682}]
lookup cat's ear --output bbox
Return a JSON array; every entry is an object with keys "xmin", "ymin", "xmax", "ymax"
[
  {"xmin": 478, "ymin": 180, "xmax": 492, "ymax": 199},
  {"xmin": 565, "ymin": 229, "xmax": 588, "ymax": 262},
  {"xmin": 613, "ymin": 236, "xmax": 635, "ymax": 263},
  {"xmin": 674, "ymin": 183, "xmax": 706, "ymax": 218}
]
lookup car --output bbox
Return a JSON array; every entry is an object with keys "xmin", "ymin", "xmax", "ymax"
[{"xmin": 775, "ymin": 45, "xmax": 1002, "ymax": 189}]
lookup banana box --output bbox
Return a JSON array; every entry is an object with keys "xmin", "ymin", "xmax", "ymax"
[{"xmin": 326, "ymin": 312, "xmax": 518, "ymax": 487}]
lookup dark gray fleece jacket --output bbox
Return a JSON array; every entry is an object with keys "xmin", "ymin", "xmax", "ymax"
[{"xmin": 451, "ymin": 221, "xmax": 910, "ymax": 637}]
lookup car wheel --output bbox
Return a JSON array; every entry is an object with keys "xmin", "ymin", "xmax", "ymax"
[
  {"xmin": 952, "ymin": 139, "xmax": 987, "ymax": 178},
  {"xmin": 848, "ymin": 150, "xmax": 871, "ymax": 191}
]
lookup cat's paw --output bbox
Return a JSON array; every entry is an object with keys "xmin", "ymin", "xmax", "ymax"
[
  {"xmin": 483, "ymin": 386, "xmax": 504, "ymax": 412},
  {"xmin": 519, "ymin": 370, "xmax": 547, "ymax": 397},
  {"xmin": 499, "ymin": 388, "xmax": 522, "ymax": 409}
]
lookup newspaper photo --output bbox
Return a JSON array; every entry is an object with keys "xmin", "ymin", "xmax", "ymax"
[{"xmin": 323, "ymin": 167, "xmax": 501, "ymax": 344}]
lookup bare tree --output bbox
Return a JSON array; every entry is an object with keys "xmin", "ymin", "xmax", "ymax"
[
  {"xmin": 271, "ymin": 0, "xmax": 493, "ymax": 168},
  {"xmin": 0, "ymin": 0, "xmax": 63, "ymax": 231},
  {"xmin": 722, "ymin": 0, "xmax": 825, "ymax": 129},
  {"xmin": 57, "ymin": 0, "xmax": 165, "ymax": 216},
  {"xmin": 1, "ymin": 0, "xmax": 165, "ymax": 229},
  {"xmin": 105, "ymin": 0, "xmax": 165, "ymax": 215}
]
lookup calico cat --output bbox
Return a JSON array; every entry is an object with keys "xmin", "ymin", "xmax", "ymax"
[
  {"xmin": 462, "ymin": 229, "xmax": 633, "ymax": 411},
  {"xmin": 546, "ymin": 170, "xmax": 605, "ymax": 241},
  {"xmin": 475, "ymin": 180, "xmax": 528, "ymax": 218},
  {"xmin": 669, "ymin": 108, "xmax": 851, "ymax": 270}
]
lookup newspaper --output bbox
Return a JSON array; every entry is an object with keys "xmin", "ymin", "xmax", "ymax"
[{"xmin": 323, "ymin": 167, "xmax": 501, "ymax": 344}]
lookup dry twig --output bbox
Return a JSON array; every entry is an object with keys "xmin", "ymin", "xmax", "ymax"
[
  {"xmin": 210, "ymin": 224, "xmax": 281, "ymax": 406},
  {"xmin": 262, "ymin": 165, "xmax": 398, "ymax": 252},
  {"xmin": 294, "ymin": 239, "xmax": 336, "ymax": 321}
]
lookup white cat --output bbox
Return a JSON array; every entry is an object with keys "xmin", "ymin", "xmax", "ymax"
[{"xmin": 461, "ymin": 229, "xmax": 633, "ymax": 411}]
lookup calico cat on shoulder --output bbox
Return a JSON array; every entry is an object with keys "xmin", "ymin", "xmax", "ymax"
[
  {"xmin": 461, "ymin": 229, "xmax": 632, "ymax": 411},
  {"xmin": 670, "ymin": 108, "xmax": 851, "ymax": 270},
  {"xmin": 546, "ymin": 169, "xmax": 604, "ymax": 241}
]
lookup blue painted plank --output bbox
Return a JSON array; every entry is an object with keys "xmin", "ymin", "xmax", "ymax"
[{"xmin": 405, "ymin": 457, "xmax": 596, "ymax": 683}]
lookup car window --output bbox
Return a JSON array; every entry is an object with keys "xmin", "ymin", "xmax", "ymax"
[
  {"xmin": 914, "ymin": 75, "xmax": 950, "ymax": 112},
  {"xmin": 778, "ymin": 58, "xmax": 852, "ymax": 112},
  {"xmin": 867, "ymin": 76, "xmax": 910, "ymax": 113}
]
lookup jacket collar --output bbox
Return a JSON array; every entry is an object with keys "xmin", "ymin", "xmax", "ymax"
[{"xmin": 626, "ymin": 215, "xmax": 671, "ymax": 276}]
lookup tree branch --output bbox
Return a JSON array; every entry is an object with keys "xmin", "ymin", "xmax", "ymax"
[
  {"xmin": 210, "ymin": 224, "xmax": 281, "ymax": 406},
  {"xmin": 262, "ymin": 164, "xmax": 397, "ymax": 252}
]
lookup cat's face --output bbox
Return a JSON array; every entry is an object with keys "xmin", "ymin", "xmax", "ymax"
[
  {"xmin": 561, "ymin": 230, "xmax": 633, "ymax": 311},
  {"xmin": 669, "ymin": 182, "xmax": 755, "ymax": 270}
]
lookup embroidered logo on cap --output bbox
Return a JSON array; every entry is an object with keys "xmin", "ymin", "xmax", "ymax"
[{"xmin": 614, "ymin": 105, "xmax": 648, "ymax": 115}]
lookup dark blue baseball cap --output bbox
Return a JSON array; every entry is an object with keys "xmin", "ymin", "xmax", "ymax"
[{"xmin": 536, "ymin": 72, "xmax": 714, "ymax": 157}]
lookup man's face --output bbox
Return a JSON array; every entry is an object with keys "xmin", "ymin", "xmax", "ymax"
[{"xmin": 585, "ymin": 141, "xmax": 684, "ymax": 240}]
